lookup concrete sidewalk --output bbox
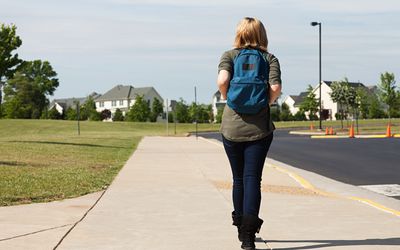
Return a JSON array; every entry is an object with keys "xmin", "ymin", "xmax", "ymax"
[{"xmin": 2, "ymin": 136, "xmax": 400, "ymax": 250}]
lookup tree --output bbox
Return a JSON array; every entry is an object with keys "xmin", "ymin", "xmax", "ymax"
[
  {"xmin": 330, "ymin": 78, "xmax": 356, "ymax": 129},
  {"xmin": 48, "ymin": 106, "xmax": 62, "ymax": 119},
  {"xmin": 378, "ymin": 72, "xmax": 397, "ymax": 119},
  {"xmin": 279, "ymin": 103, "xmax": 292, "ymax": 121},
  {"xmin": 3, "ymin": 72, "xmax": 36, "ymax": 118},
  {"xmin": 299, "ymin": 85, "xmax": 319, "ymax": 120},
  {"xmin": 356, "ymin": 88, "xmax": 371, "ymax": 119},
  {"xmin": 100, "ymin": 109, "xmax": 111, "ymax": 121},
  {"xmin": 81, "ymin": 96, "xmax": 101, "ymax": 121},
  {"xmin": 192, "ymin": 104, "xmax": 211, "ymax": 123},
  {"xmin": 215, "ymin": 106, "xmax": 224, "ymax": 123},
  {"xmin": 126, "ymin": 95, "xmax": 150, "ymax": 122},
  {"xmin": 149, "ymin": 97, "xmax": 163, "ymax": 122},
  {"xmin": 188, "ymin": 102, "xmax": 211, "ymax": 123},
  {"xmin": 0, "ymin": 23, "xmax": 23, "ymax": 116},
  {"xmin": 65, "ymin": 107, "xmax": 77, "ymax": 120},
  {"xmin": 368, "ymin": 95, "xmax": 386, "ymax": 119},
  {"xmin": 3, "ymin": 60, "xmax": 59, "ymax": 118},
  {"xmin": 113, "ymin": 108, "xmax": 124, "ymax": 121},
  {"xmin": 294, "ymin": 110, "xmax": 306, "ymax": 121},
  {"xmin": 175, "ymin": 98, "xmax": 189, "ymax": 123}
]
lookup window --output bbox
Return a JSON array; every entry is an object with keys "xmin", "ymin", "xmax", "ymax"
[
  {"xmin": 112, "ymin": 100, "xmax": 116, "ymax": 107},
  {"xmin": 99, "ymin": 102, "xmax": 104, "ymax": 107},
  {"xmin": 119, "ymin": 100, "xmax": 124, "ymax": 106}
]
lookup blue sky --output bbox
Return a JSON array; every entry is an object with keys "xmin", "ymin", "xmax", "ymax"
[{"xmin": 1, "ymin": 0, "xmax": 399, "ymax": 104}]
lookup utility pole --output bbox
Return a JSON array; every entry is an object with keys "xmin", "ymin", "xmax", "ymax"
[{"xmin": 195, "ymin": 86, "xmax": 198, "ymax": 139}]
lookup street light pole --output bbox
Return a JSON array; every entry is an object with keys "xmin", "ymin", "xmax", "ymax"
[{"xmin": 311, "ymin": 21, "xmax": 322, "ymax": 130}]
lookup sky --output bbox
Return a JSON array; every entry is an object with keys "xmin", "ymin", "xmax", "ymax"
[{"xmin": 1, "ymin": 0, "xmax": 400, "ymax": 104}]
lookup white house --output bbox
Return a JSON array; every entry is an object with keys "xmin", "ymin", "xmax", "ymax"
[
  {"xmin": 282, "ymin": 92, "xmax": 308, "ymax": 115},
  {"xmin": 284, "ymin": 81, "xmax": 373, "ymax": 120},
  {"xmin": 49, "ymin": 92, "xmax": 101, "ymax": 114},
  {"xmin": 95, "ymin": 85, "xmax": 163, "ymax": 116},
  {"xmin": 211, "ymin": 91, "xmax": 226, "ymax": 119}
]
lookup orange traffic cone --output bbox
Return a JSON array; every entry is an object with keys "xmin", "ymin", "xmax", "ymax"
[
  {"xmin": 349, "ymin": 124, "xmax": 355, "ymax": 138},
  {"xmin": 325, "ymin": 127, "xmax": 329, "ymax": 135},
  {"xmin": 310, "ymin": 123, "xmax": 314, "ymax": 131},
  {"xmin": 386, "ymin": 123, "xmax": 392, "ymax": 138},
  {"xmin": 329, "ymin": 127, "xmax": 334, "ymax": 135}
]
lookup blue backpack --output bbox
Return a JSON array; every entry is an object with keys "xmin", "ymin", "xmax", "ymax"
[{"xmin": 227, "ymin": 49, "xmax": 269, "ymax": 114}]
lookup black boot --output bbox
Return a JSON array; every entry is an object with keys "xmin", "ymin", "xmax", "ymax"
[
  {"xmin": 232, "ymin": 211, "xmax": 243, "ymax": 242},
  {"xmin": 240, "ymin": 215, "xmax": 263, "ymax": 250}
]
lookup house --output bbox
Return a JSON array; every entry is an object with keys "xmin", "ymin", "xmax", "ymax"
[
  {"xmin": 49, "ymin": 92, "xmax": 101, "ymax": 114},
  {"xmin": 211, "ymin": 91, "xmax": 226, "ymax": 120},
  {"xmin": 284, "ymin": 80, "xmax": 373, "ymax": 120},
  {"xmin": 282, "ymin": 92, "xmax": 308, "ymax": 115},
  {"xmin": 95, "ymin": 85, "xmax": 163, "ymax": 116}
]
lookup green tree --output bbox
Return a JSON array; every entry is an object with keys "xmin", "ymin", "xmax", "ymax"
[
  {"xmin": 368, "ymin": 95, "xmax": 386, "ymax": 119},
  {"xmin": 0, "ymin": 23, "xmax": 23, "ymax": 116},
  {"xmin": 3, "ymin": 60, "xmax": 59, "ymax": 118},
  {"xmin": 270, "ymin": 103, "xmax": 281, "ymax": 121},
  {"xmin": 3, "ymin": 73, "xmax": 36, "ymax": 118},
  {"xmin": 356, "ymin": 88, "xmax": 371, "ymax": 119},
  {"xmin": 215, "ymin": 106, "xmax": 224, "ymax": 123},
  {"xmin": 188, "ymin": 102, "xmax": 211, "ymax": 123},
  {"xmin": 299, "ymin": 85, "xmax": 319, "ymax": 120},
  {"xmin": 330, "ymin": 78, "xmax": 356, "ymax": 129},
  {"xmin": 113, "ymin": 108, "xmax": 124, "ymax": 121},
  {"xmin": 149, "ymin": 97, "xmax": 163, "ymax": 122},
  {"xmin": 126, "ymin": 95, "xmax": 150, "ymax": 122},
  {"xmin": 175, "ymin": 98, "xmax": 189, "ymax": 123},
  {"xmin": 279, "ymin": 103, "xmax": 293, "ymax": 121},
  {"xmin": 48, "ymin": 106, "xmax": 62, "ymax": 119},
  {"xmin": 81, "ymin": 96, "xmax": 101, "ymax": 121},
  {"xmin": 378, "ymin": 72, "xmax": 397, "ymax": 119},
  {"xmin": 65, "ymin": 107, "xmax": 77, "ymax": 120},
  {"xmin": 293, "ymin": 110, "xmax": 306, "ymax": 121}
]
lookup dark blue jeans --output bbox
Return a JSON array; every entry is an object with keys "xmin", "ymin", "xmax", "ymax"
[{"xmin": 222, "ymin": 133, "xmax": 273, "ymax": 217}]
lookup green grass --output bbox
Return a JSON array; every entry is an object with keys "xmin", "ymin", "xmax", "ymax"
[{"xmin": 0, "ymin": 119, "xmax": 219, "ymax": 206}]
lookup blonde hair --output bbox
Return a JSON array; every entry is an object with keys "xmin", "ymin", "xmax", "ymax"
[{"xmin": 233, "ymin": 17, "xmax": 268, "ymax": 52}]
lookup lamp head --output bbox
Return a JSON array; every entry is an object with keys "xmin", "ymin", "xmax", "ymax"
[{"xmin": 311, "ymin": 22, "xmax": 320, "ymax": 26}]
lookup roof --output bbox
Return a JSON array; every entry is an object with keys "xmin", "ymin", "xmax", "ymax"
[
  {"xmin": 49, "ymin": 92, "xmax": 101, "ymax": 110},
  {"xmin": 290, "ymin": 91, "xmax": 308, "ymax": 106},
  {"xmin": 95, "ymin": 85, "xmax": 133, "ymax": 101},
  {"xmin": 129, "ymin": 87, "xmax": 162, "ymax": 101},
  {"xmin": 323, "ymin": 81, "xmax": 366, "ymax": 88},
  {"xmin": 213, "ymin": 90, "xmax": 221, "ymax": 97},
  {"xmin": 96, "ymin": 85, "xmax": 163, "ymax": 102}
]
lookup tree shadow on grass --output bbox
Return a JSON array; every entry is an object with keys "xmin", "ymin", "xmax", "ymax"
[
  {"xmin": 0, "ymin": 161, "xmax": 26, "ymax": 167},
  {"xmin": 0, "ymin": 160, "xmax": 47, "ymax": 168},
  {"xmin": 266, "ymin": 238, "xmax": 400, "ymax": 249},
  {"xmin": 8, "ymin": 140, "xmax": 129, "ymax": 149}
]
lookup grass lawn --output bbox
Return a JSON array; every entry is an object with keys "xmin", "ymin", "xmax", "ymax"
[{"xmin": 0, "ymin": 119, "xmax": 219, "ymax": 206}]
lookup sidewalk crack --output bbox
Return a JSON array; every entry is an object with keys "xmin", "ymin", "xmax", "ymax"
[
  {"xmin": 52, "ymin": 189, "xmax": 108, "ymax": 249},
  {"xmin": 0, "ymin": 224, "xmax": 72, "ymax": 242}
]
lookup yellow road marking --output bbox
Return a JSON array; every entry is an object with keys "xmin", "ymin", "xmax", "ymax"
[{"xmin": 348, "ymin": 197, "xmax": 400, "ymax": 217}]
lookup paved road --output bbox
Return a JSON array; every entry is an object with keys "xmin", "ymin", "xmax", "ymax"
[{"xmin": 199, "ymin": 130, "xmax": 400, "ymax": 199}]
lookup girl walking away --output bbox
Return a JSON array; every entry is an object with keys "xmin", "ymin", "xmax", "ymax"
[{"xmin": 217, "ymin": 17, "xmax": 281, "ymax": 250}]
